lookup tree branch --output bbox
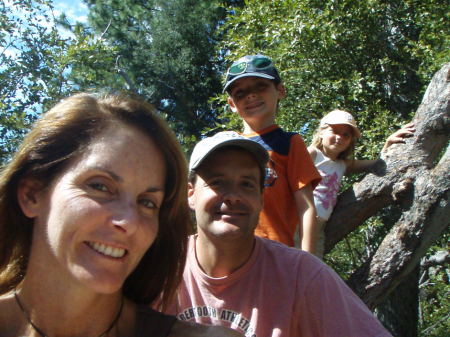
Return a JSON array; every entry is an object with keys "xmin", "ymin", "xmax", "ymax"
[{"xmin": 115, "ymin": 55, "xmax": 136, "ymax": 92}]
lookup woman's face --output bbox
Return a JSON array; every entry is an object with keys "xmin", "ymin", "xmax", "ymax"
[{"xmin": 21, "ymin": 124, "xmax": 166, "ymax": 294}]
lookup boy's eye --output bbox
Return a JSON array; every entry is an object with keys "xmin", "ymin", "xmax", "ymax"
[
  {"xmin": 256, "ymin": 83, "xmax": 268, "ymax": 90},
  {"xmin": 233, "ymin": 90, "xmax": 245, "ymax": 98}
]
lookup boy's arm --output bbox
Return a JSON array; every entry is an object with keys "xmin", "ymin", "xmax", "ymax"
[
  {"xmin": 294, "ymin": 182, "xmax": 318, "ymax": 255},
  {"xmin": 345, "ymin": 122, "xmax": 415, "ymax": 174}
]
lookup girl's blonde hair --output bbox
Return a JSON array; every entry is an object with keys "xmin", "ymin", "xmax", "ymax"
[{"xmin": 311, "ymin": 124, "xmax": 357, "ymax": 160}]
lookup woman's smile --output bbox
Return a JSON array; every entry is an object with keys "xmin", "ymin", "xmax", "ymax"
[{"xmin": 86, "ymin": 241, "xmax": 127, "ymax": 258}]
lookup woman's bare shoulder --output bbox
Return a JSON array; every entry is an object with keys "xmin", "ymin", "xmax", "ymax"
[
  {"xmin": 0, "ymin": 293, "xmax": 22, "ymax": 336},
  {"xmin": 168, "ymin": 320, "xmax": 244, "ymax": 336}
]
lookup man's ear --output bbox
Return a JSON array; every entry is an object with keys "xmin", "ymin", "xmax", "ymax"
[
  {"xmin": 227, "ymin": 97, "xmax": 238, "ymax": 113},
  {"xmin": 17, "ymin": 180, "xmax": 42, "ymax": 218},
  {"xmin": 187, "ymin": 182, "xmax": 195, "ymax": 211},
  {"xmin": 260, "ymin": 188, "xmax": 265, "ymax": 208}
]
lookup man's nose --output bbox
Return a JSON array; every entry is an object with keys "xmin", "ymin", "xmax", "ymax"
[{"xmin": 223, "ymin": 185, "xmax": 242, "ymax": 203}]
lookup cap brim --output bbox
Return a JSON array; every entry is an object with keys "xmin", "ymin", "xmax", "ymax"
[
  {"xmin": 223, "ymin": 73, "xmax": 276, "ymax": 93},
  {"xmin": 322, "ymin": 121, "xmax": 361, "ymax": 138},
  {"xmin": 190, "ymin": 139, "xmax": 270, "ymax": 172}
]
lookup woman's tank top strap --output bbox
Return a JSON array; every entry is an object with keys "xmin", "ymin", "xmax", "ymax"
[{"xmin": 135, "ymin": 306, "xmax": 177, "ymax": 337}]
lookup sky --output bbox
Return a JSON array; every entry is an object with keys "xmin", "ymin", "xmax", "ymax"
[{"xmin": 52, "ymin": 0, "xmax": 89, "ymax": 28}]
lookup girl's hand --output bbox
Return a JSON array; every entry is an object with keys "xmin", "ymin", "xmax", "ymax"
[{"xmin": 383, "ymin": 122, "xmax": 415, "ymax": 151}]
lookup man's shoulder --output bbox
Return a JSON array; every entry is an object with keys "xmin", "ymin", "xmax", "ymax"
[
  {"xmin": 257, "ymin": 237, "xmax": 322, "ymax": 267},
  {"xmin": 256, "ymin": 237, "xmax": 328, "ymax": 286}
]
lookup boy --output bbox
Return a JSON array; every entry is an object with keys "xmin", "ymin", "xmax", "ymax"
[{"xmin": 223, "ymin": 54, "xmax": 322, "ymax": 254}]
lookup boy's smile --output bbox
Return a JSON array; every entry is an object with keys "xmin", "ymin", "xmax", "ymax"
[{"xmin": 227, "ymin": 77, "xmax": 286, "ymax": 132}]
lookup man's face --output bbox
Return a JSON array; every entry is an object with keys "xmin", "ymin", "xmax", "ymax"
[{"xmin": 188, "ymin": 147, "xmax": 263, "ymax": 242}]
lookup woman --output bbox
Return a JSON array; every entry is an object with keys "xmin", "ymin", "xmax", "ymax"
[{"xmin": 0, "ymin": 91, "xmax": 242, "ymax": 336}]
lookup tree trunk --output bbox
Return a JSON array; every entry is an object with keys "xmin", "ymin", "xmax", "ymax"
[
  {"xmin": 323, "ymin": 62, "xmax": 450, "ymax": 309},
  {"xmin": 375, "ymin": 266, "xmax": 420, "ymax": 337}
]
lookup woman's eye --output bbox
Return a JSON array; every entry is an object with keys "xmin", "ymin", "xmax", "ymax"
[
  {"xmin": 138, "ymin": 198, "xmax": 157, "ymax": 209},
  {"xmin": 88, "ymin": 182, "xmax": 109, "ymax": 192}
]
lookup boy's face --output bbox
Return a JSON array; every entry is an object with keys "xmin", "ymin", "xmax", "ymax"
[{"xmin": 227, "ymin": 77, "xmax": 286, "ymax": 123}]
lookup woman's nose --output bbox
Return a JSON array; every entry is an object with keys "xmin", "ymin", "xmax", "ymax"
[{"xmin": 110, "ymin": 202, "xmax": 139, "ymax": 235}]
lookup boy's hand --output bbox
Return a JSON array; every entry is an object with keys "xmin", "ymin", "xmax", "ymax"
[{"xmin": 383, "ymin": 122, "xmax": 415, "ymax": 151}]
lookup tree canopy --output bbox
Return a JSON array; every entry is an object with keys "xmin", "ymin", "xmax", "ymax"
[
  {"xmin": 0, "ymin": 0, "xmax": 115, "ymax": 163},
  {"xmin": 84, "ymin": 0, "xmax": 245, "ymax": 143}
]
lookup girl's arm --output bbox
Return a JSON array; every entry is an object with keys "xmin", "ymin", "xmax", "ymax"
[
  {"xmin": 381, "ymin": 122, "xmax": 415, "ymax": 152},
  {"xmin": 308, "ymin": 146, "xmax": 318, "ymax": 162},
  {"xmin": 345, "ymin": 122, "xmax": 415, "ymax": 174},
  {"xmin": 344, "ymin": 159, "xmax": 378, "ymax": 174}
]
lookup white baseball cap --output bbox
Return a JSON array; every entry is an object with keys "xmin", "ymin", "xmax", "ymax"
[
  {"xmin": 320, "ymin": 110, "xmax": 361, "ymax": 138},
  {"xmin": 189, "ymin": 131, "xmax": 270, "ymax": 172}
]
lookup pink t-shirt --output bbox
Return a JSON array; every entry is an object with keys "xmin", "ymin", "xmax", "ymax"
[{"xmin": 165, "ymin": 236, "xmax": 391, "ymax": 337}]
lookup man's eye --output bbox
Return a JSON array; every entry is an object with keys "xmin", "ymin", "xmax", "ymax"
[
  {"xmin": 209, "ymin": 180, "xmax": 222, "ymax": 186},
  {"xmin": 242, "ymin": 181, "xmax": 255, "ymax": 189}
]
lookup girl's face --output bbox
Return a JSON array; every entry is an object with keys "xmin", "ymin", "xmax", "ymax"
[
  {"xmin": 320, "ymin": 124, "xmax": 353, "ymax": 158},
  {"xmin": 19, "ymin": 124, "xmax": 166, "ymax": 294}
]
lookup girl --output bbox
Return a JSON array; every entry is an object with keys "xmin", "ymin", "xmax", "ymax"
[{"xmin": 308, "ymin": 110, "xmax": 415, "ymax": 259}]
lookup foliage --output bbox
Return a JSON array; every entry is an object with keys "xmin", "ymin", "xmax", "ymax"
[
  {"xmin": 419, "ymin": 229, "xmax": 450, "ymax": 336},
  {"xmin": 84, "ymin": 0, "xmax": 245, "ymax": 146},
  {"xmin": 0, "ymin": 0, "xmax": 115, "ymax": 163},
  {"xmin": 218, "ymin": 0, "xmax": 450, "ymax": 142}
]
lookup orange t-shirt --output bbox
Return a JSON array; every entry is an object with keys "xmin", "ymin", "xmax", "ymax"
[{"xmin": 242, "ymin": 125, "xmax": 321, "ymax": 247}]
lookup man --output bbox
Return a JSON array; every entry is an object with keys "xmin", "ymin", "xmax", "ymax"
[{"xmin": 166, "ymin": 131, "xmax": 391, "ymax": 337}]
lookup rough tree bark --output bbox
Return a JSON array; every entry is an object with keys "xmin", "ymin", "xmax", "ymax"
[{"xmin": 324, "ymin": 62, "xmax": 450, "ymax": 310}]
